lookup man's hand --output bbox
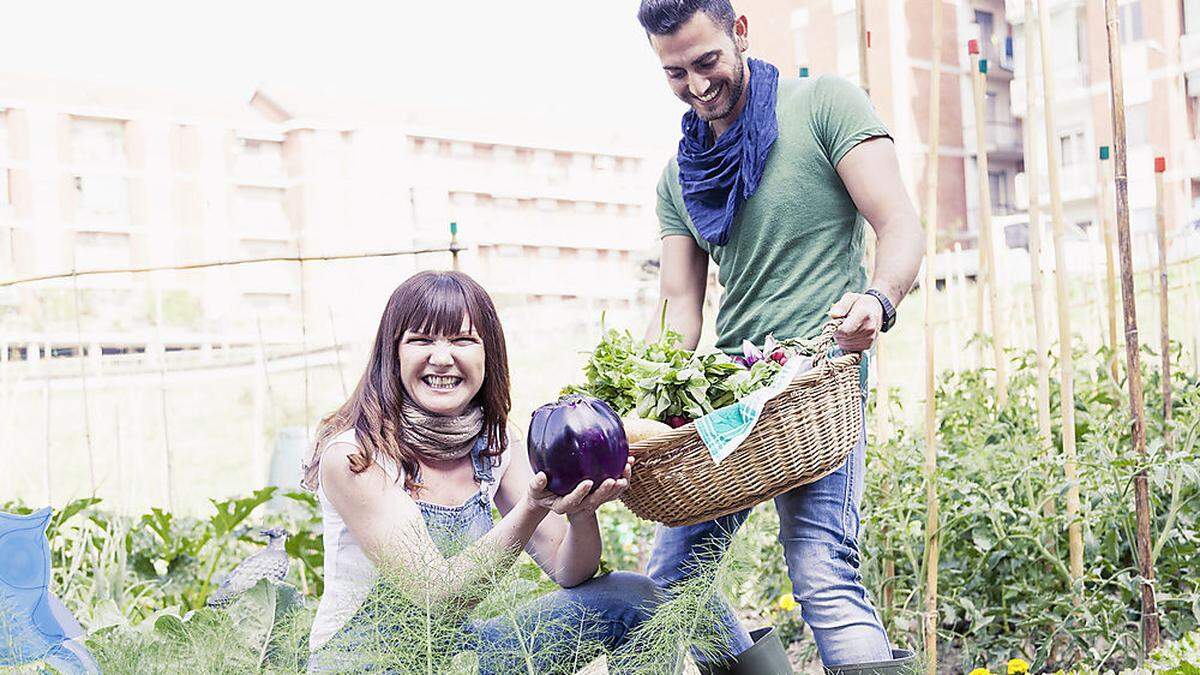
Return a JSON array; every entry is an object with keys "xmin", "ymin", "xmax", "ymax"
[
  {"xmin": 829, "ymin": 292, "xmax": 884, "ymax": 352},
  {"xmin": 525, "ymin": 456, "xmax": 634, "ymax": 518}
]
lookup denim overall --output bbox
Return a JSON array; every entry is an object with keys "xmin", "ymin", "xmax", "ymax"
[{"xmin": 308, "ymin": 437, "xmax": 658, "ymax": 674}]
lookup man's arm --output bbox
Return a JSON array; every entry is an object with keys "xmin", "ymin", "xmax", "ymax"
[
  {"xmin": 646, "ymin": 235, "xmax": 708, "ymax": 350},
  {"xmin": 829, "ymin": 136, "xmax": 926, "ymax": 351}
]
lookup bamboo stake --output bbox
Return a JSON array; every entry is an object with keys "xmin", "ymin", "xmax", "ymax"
[
  {"xmin": 253, "ymin": 337, "xmax": 267, "ymax": 488},
  {"xmin": 1023, "ymin": 2, "xmax": 1054, "ymax": 469},
  {"xmin": 296, "ymin": 241, "xmax": 311, "ymax": 444},
  {"xmin": 1143, "ymin": 231, "xmax": 1159, "ymax": 343},
  {"xmin": 1036, "ymin": 0, "xmax": 1083, "ymax": 584},
  {"xmin": 255, "ymin": 317, "xmax": 280, "ymax": 484},
  {"xmin": 970, "ymin": 43, "xmax": 1008, "ymax": 405},
  {"xmin": 329, "ymin": 306, "xmax": 349, "ymax": 399},
  {"xmin": 1154, "ymin": 158, "xmax": 1172, "ymax": 448},
  {"xmin": 875, "ymin": 337, "xmax": 894, "ymax": 621},
  {"xmin": 70, "ymin": 269, "xmax": 97, "ymax": 497},
  {"xmin": 1099, "ymin": 148, "xmax": 1121, "ymax": 380},
  {"xmin": 953, "ymin": 244, "xmax": 970, "ymax": 366},
  {"xmin": 114, "ymin": 401, "xmax": 126, "ymax": 515},
  {"xmin": 450, "ymin": 222, "xmax": 462, "ymax": 272},
  {"xmin": 1087, "ymin": 230, "xmax": 1107, "ymax": 355},
  {"xmin": 41, "ymin": 336, "xmax": 52, "ymax": 505},
  {"xmin": 857, "ymin": 0, "xmax": 871, "ymax": 96},
  {"xmin": 947, "ymin": 271, "xmax": 962, "ymax": 373},
  {"xmin": 976, "ymin": 241, "xmax": 987, "ymax": 367},
  {"xmin": 922, "ymin": 1, "xmax": 944, "ymax": 671},
  {"xmin": 153, "ymin": 280, "xmax": 174, "ymax": 511},
  {"xmin": 1103, "ymin": 0, "xmax": 1161, "ymax": 650}
]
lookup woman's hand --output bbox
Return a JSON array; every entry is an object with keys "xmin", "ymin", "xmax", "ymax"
[{"xmin": 525, "ymin": 456, "xmax": 635, "ymax": 517}]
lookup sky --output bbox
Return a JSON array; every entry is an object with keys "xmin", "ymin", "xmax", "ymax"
[{"xmin": 1, "ymin": 0, "xmax": 685, "ymax": 147}]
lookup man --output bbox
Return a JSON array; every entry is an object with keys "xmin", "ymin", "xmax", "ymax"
[{"xmin": 637, "ymin": 1, "xmax": 925, "ymax": 673}]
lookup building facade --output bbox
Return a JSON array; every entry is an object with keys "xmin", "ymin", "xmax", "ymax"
[
  {"xmin": 736, "ymin": 0, "xmax": 1200, "ymax": 266},
  {"xmin": 739, "ymin": 0, "xmax": 978, "ymax": 246},
  {"xmin": 1010, "ymin": 0, "xmax": 1200, "ymax": 242},
  {"xmin": 0, "ymin": 75, "xmax": 662, "ymax": 362}
]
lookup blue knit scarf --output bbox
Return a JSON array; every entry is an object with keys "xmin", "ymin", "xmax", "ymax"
[{"xmin": 676, "ymin": 57, "xmax": 779, "ymax": 247}]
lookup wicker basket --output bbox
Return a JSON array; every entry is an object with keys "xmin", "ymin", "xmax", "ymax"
[{"xmin": 619, "ymin": 324, "xmax": 863, "ymax": 527}]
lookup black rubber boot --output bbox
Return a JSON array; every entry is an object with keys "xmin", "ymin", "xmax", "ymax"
[
  {"xmin": 698, "ymin": 626, "xmax": 794, "ymax": 675},
  {"xmin": 824, "ymin": 649, "xmax": 919, "ymax": 675}
]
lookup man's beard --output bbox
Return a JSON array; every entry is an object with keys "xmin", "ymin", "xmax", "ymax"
[{"xmin": 694, "ymin": 51, "xmax": 746, "ymax": 122}]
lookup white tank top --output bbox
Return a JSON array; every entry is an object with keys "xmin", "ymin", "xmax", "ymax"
[{"xmin": 307, "ymin": 428, "xmax": 511, "ymax": 652}]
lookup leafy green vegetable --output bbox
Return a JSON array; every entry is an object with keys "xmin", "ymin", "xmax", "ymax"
[{"xmin": 565, "ymin": 328, "xmax": 803, "ymax": 424}]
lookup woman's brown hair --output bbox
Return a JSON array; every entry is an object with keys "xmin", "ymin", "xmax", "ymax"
[{"xmin": 301, "ymin": 270, "xmax": 510, "ymax": 493}]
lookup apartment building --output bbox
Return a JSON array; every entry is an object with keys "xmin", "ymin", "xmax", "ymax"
[
  {"xmin": 1009, "ymin": 0, "xmax": 1200, "ymax": 245},
  {"xmin": 0, "ymin": 75, "xmax": 661, "ymax": 361},
  {"xmin": 737, "ymin": 0, "xmax": 981, "ymax": 245},
  {"xmin": 739, "ymin": 0, "xmax": 1200, "ymax": 263}
]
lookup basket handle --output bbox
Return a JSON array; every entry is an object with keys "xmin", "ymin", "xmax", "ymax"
[{"xmin": 807, "ymin": 317, "xmax": 863, "ymax": 367}]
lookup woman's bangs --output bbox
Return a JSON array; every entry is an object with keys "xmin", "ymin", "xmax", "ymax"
[{"xmin": 405, "ymin": 277, "xmax": 479, "ymax": 337}]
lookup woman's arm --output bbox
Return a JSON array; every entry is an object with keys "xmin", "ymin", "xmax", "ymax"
[
  {"xmin": 320, "ymin": 442, "xmax": 590, "ymax": 609},
  {"xmin": 493, "ymin": 433, "xmax": 633, "ymax": 588}
]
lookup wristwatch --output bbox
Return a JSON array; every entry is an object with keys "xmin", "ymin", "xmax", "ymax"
[{"xmin": 864, "ymin": 289, "xmax": 896, "ymax": 333}]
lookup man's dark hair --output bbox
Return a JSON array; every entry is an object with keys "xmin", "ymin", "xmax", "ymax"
[{"xmin": 637, "ymin": 0, "xmax": 736, "ymax": 37}]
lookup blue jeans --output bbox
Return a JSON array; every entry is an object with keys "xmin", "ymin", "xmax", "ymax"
[
  {"xmin": 308, "ymin": 571, "xmax": 659, "ymax": 674},
  {"xmin": 646, "ymin": 427, "xmax": 891, "ymax": 666},
  {"xmin": 472, "ymin": 571, "xmax": 658, "ymax": 674}
]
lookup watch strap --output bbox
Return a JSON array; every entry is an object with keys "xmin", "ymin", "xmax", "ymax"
[{"xmin": 865, "ymin": 289, "xmax": 896, "ymax": 332}]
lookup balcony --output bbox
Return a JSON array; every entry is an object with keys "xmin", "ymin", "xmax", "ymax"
[
  {"xmin": 982, "ymin": 39, "xmax": 1016, "ymax": 80},
  {"xmin": 984, "ymin": 121, "xmax": 1023, "ymax": 159}
]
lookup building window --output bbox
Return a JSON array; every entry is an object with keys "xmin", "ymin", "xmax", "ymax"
[
  {"xmin": 71, "ymin": 117, "xmax": 126, "ymax": 164},
  {"xmin": 1058, "ymin": 130, "xmax": 1086, "ymax": 166},
  {"xmin": 1127, "ymin": 104, "xmax": 1150, "ymax": 146},
  {"xmin": 1120, "ymin": 1, "xmax": 1144, "ymax": 44},
  {"xmin": 989, "ymin": 171, "xmax": 1011, "ymax": 214},
  {"xmin": 74, "ymin": 175, "xmax": 130, "ymax": 221},
  {"xmin": 975, "ymin": 10, "xmax": 996, "ymax": 60}
]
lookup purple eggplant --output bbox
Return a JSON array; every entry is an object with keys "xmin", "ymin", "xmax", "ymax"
[{"xmin": 527, "ymin": 395, "xmax": 630, "ymax": 496}]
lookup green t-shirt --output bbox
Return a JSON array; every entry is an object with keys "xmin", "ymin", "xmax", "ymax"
[{"xmin": 657, "ymin": 74, "xmax": 891, "ymax": 354}]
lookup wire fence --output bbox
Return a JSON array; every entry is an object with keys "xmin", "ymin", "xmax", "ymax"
[{"xmin": 1, "ymin": 230, "xmax": 1198, "ymax": 515}]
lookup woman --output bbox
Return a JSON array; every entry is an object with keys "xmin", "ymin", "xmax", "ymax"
[{"xmin": 302, "ymin": 270, "xmax": 658, "ymax": 673}]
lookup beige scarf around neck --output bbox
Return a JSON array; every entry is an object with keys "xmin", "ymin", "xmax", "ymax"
[{"xmin": 399, "ymin": 399, "xmax": 484, "ymax": 461}]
